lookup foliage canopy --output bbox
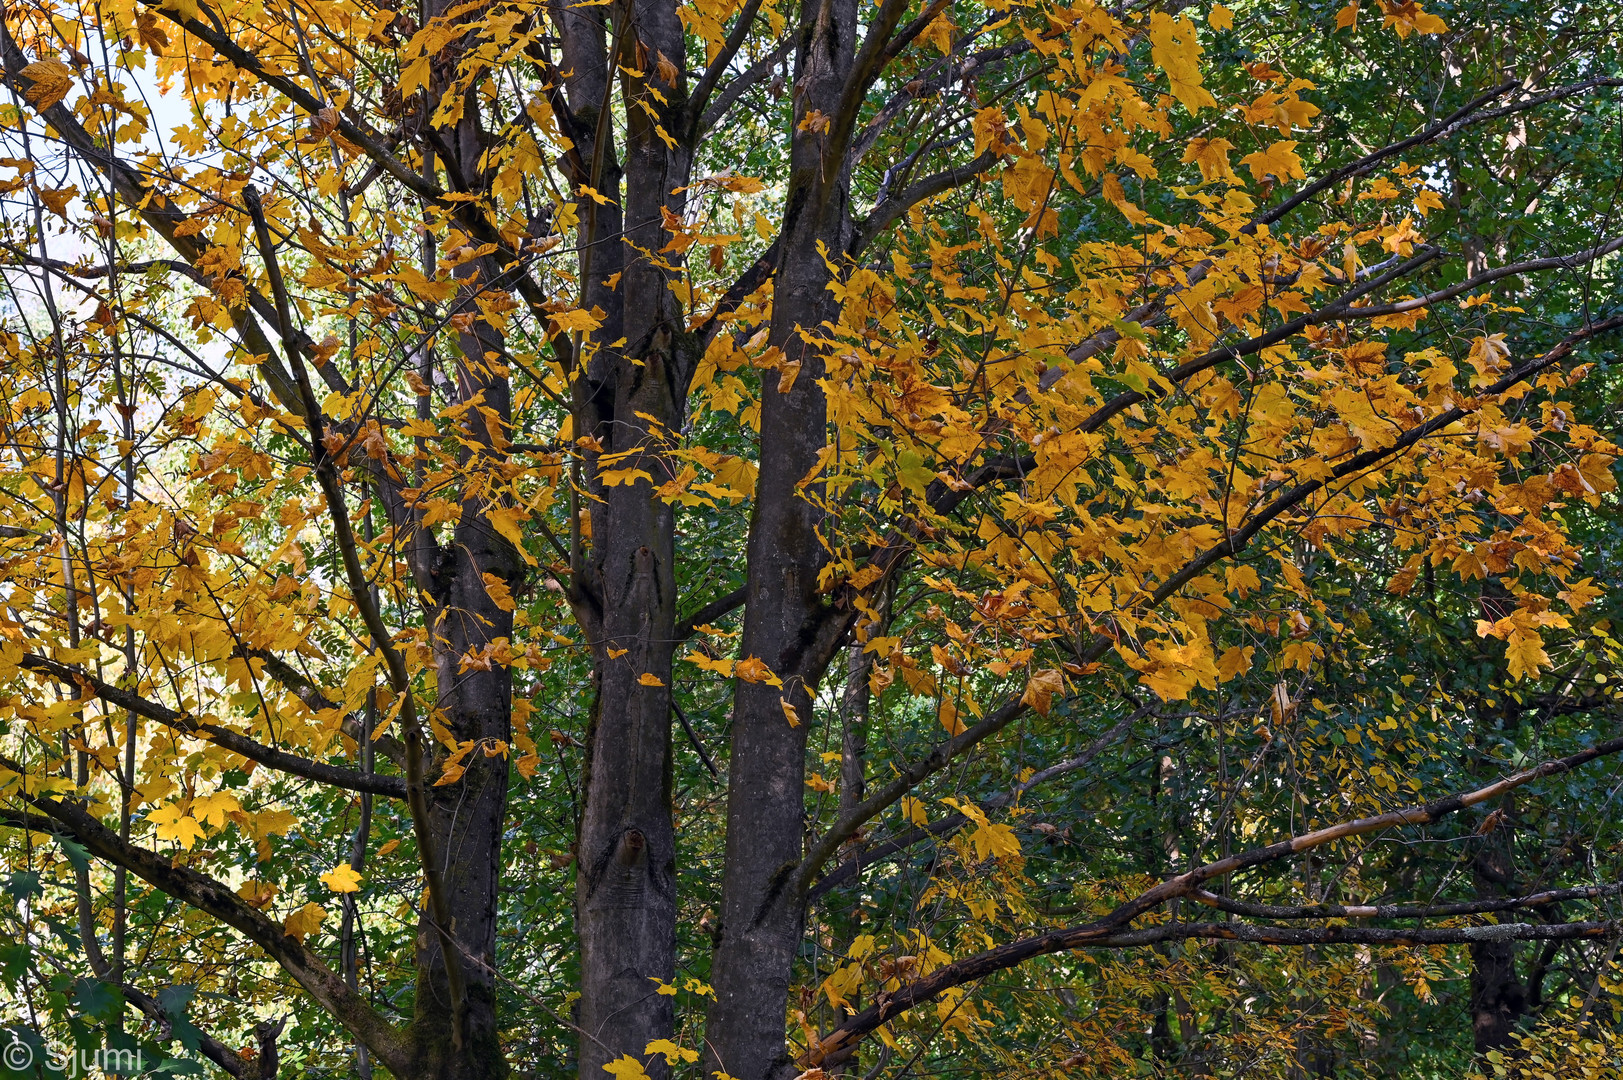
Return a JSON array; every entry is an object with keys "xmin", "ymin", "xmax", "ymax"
[{"xmin": 0, "ymin": 0, "xmax": 1620, "ymax": 1076}]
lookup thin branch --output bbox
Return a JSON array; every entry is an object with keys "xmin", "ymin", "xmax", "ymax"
[
  {"xmin": 849, "ymin": 150, "xmax": 999, "ymax": 258},
  {"xmin": 241, "ymin": 186, "xmax": 470, "ymax": 1041},
  {"xmin": 0, "ymin": 783, "xmax": 410, "ymax": 1072},
  {"xmin": 808, "ymin": 710, "xmax": 1140, "ymax": 900},
  {"xmin": 676, "ymin": 586, "xmax": 748, "ymax": 640},
  {"xmin": 686, "ymin": 0, "xmax": 769, "ymax": 135},
  {"xmin": 1191, "ymin": 882, "xmax": 1623, "ymax": 921},
  {"xmin": 809, "ymin": 727, "xmax": 1623, "ymax": 1061},
  {"xmin": 20, "ymin": 655, "xmax": 406, "ymax": 799},
  {"xmin": 795, "ymin": 314, "xmax": 1623, "ymax": 901}
]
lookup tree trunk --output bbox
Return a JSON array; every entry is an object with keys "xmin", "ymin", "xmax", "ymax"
[
  {"xmin": 1469, "ymin": 821, "xmax": 1527, "ymax": 1053},
  {"xmin": 704, "ymin": 0, "xmax": 857, "ymax": 1073},
  {"xmin": 567, "ymin": 1, "xmax": 692, "ymax": 1074},
  {"xmin": 406, "ymin": 30, "xmax": 523, "ymax": 1074}
]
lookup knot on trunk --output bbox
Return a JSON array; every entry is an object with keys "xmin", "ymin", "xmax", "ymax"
[{"xmin": 615, "ymin": 828, "xmax": 648, "ymax": 868}]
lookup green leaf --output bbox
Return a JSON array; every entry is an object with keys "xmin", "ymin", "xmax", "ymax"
[{"xmin": 55, "ymin": 835, "xmax": 90, "ymax": 874}]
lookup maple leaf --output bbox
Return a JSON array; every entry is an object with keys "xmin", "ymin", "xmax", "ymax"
[
  {"xmin": 1182, "ymin": 137, "xmax": 1236, "ymax": 183},
  {"xmin": 283, "ymin": 902, "xmax": 327, "ymax": 943},
  {"xmin": 602, "ymin": 1055, "xmax": 649, "ymax": 1079},
  {"xmin": 1020, "ymin": 669, "xmax": 1064, "ymax": 716},
  {"xmin": 683, "ymin": 651, "xmax": 737, "ymax": 677},
  {"xmin": 552, "ymin": 308, "xmax": 603, "ymax": 333},
  {"xmin": 644, "ymin": 1040, "xmax": 698, "ymax": 1065},
  {"xmin": 191, "ymin": 790, "xmax": 239, "ymax": 829},
  {"xmin": 1504, "ymin": 630, "xmax": 1551, "ymax": 681},
  {"xmin": 20, "ymin": 60, "xmax": 73, "ymax": 111},
  {"xmin": 734, "ymin": 657, "xmax": 783, "ymax": 686},
  {"xmin": 36, "ymin": 186, "xmax": 75, "ymax": 219},
  {"xmin": 320, "ymin": 865, "xmax": 364, "ymax": 893},
  {"xmin": 1239, "ymin": 141, "xmax": 1306, "ymax": 183},
  {"xmin": 482, "ymin": 572, "xmax": 516, "ymax": 612},
  {"xmin": 148, "ymin": 803, "xmax": 204, "ymax": 849},
  {"xmin": 1558, "ymin": 578, "xmax": 1602, "ymax": 610},
  {"xmin": 1149, "ymin": 13, "xmax": 1218, "ymax": 113}
]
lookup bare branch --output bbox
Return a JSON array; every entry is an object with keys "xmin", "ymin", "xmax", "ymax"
[
  {"xmin": 676, "ymin": 587, "xmax": 748, "ymax": 641},
  {"xmin": 1191, "ymin": 882, "xmax": 1623, "ymax": 922},
  {"xmin": 849, "ymin": 150, "xmax": 999, "ymax": 258},
  {"xmin": 686, "ymin": 0, "xmax": 768, "ymax": 133}
]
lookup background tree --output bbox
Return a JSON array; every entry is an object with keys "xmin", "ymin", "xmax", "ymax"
[{"xmin": 0, "ymin": 0, "xmax": 1620, "ymax": 1077}]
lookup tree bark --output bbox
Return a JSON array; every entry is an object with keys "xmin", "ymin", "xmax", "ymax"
[
  {"xmin": 566, "ymin": 0, "xmax": 692, "ymax": 1074},
  {"xmin": 704, "ymin": 0, "xmax": 858, "ymax": 1073}
]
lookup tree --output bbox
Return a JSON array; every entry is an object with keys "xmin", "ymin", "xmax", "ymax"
[{"xmin": 0, "ymin": 0, "xmax": 1620, "ymax": 1075}]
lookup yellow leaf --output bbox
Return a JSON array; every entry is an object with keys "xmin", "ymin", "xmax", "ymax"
[
  {"xmin": 485, "ymin": 505, "xmax": 535, "ymax": 565},
  {"xmin": 901, "ymin": 796, "xmax": 928, "ymax": 827},
  {"xmin": 644, "ymin": 1040, "xmax": 698, "ymax": 1065},
  {"xmin": 1218, "ymin": 645, "xmax": 1254, "ymax": 681},
  {"xmin": 482, "ymin": 572, "xmax": 516, "ymax": 611},
  {"xmin": 552, "ymin": 308, "xmax": 603, "ymax": 333},
  {"xmin": 1239, "ymin": 141, "xmax": 1305, "ymax": 183},
  {"xmin": 320, "ymin": 864, "xmax": 364, "ymax": 893},
  {"xmin": 37, "ymin": 186, "xmax": 76, "ymax": 219},
  {"xmin": 599, "ymin": 467, "xmax": 653, "ymax": 488},
  {"xmin": 1148, "ymin": 13, "xmax": 1218, "ymax": 113},
  {"xmin": 283, "ymin": 901, "xmax": 327, "ymax": 943},
  {"xmin": 939, "ymin": 699, "xmax": 966, "ymax": 736},
  {"xmin": 602, "ymin": 1055, "xmax": 649, "ymax": 1079},
  {"xmin": 1182, "ymin": 137, "xmax": 1236, "ymax": 184},
  {"xmin": 639, "ymin": 672, "xmax": 665, "ymax": 686},
  {"xmin": 20, "ymin": 60, "xmax": 73, "ymax": 111},
  {"xmin": 1505, "ymin": 631, "xmax": 1550, "ymax": 681},
  {"xmin": 1334, "ymin": 1, "xmax": 1360, "ymax": 29},
  {"xmin": 376, "ymin": 839, "xmax": 401, "ymax": 858},
  {"xmin": 683, "ymin": 651, "xmax": 736, "ymax": 677},
  {"xmin": 1208, "ymin": 4, "xmax": 1234, "ymax": 29},
  {"xmin": 159, "ymin": 0, "xmax": 202, "ymax": 21},
  {"xmin": 190, "ymin": 791, "xmax": 239, "ymax": 829},
  {"xmin": 148, "ymin": 803, "xmax": 204, "ymax": 849},
  {"xmin": 399, "ymin": 54, "xmax": 433, "ymax": 97},
  {"xmin": 735, "ymin": 656, "xmax": 783, "ymax": 686},
  {"xmin": 780, "ymin": 698, "xmax": 801, "ymax": 727},
  {"xmin": 1020, "ymin": 669, "xmax": 1064, "ymax": 717}
]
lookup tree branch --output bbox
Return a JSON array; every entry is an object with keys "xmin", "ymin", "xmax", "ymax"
[
  {"xmin": 808, "ymin": 710, "xmax": 1140, "ymax": 900},
  {"xmin": 809, "ymin": 727, "xmax": 1623, "ymax": 1061},
  {"xmin": 1190, "ymin": 882, "xmax": 1623, "ymax": 922},
  {"xmin": 19, "ymin": 655, "xmax": 406, "ymax": 800},
  {"xmin": 0, "ymin": 781, "xmax": 410, "ymax": 1072},
  {"xmin": 676, "ymin": 586, "xmax": 748, "ymax": 641},
  {"xmin": 241, "ymin": 186, "xmax": 469, "ymax": 1041},
  {"xmin": 849, "ymin": 149, "xmax": 999, "ymax": 258},
  {"xmin": 797, "ymin": 313, "xmax": 1623, "ymax": 904},
  {"xmin": 685, "ymin": 0, "xmax": 769, "ymax": 135}
]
